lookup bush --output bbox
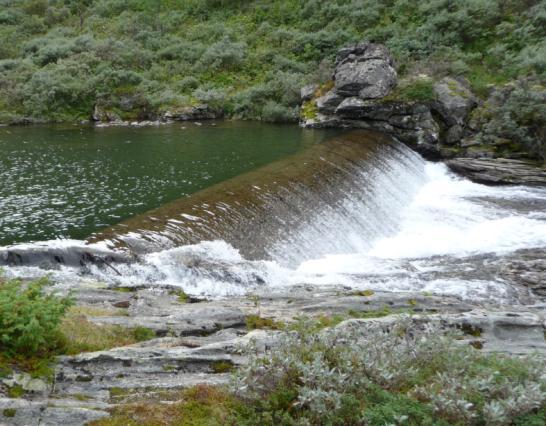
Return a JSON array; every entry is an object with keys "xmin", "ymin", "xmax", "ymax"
[
  {"xmin": 232, "ymin": 318, "xmax": 546, "ymax": 425},
  {"xmin": 261, "ymin": 101, "xmax": 298, "ymax": 123},
  {"xmin": 474, "ymin": 78, "xmax": 546, "ymax": 160},
  {"xmin": 0, "ymin": 0, "xmax": 544, "ymax": 124},
  {"xmin": 0, "ymin": 278, "xmax": 72, "ymax": 359},
  {"xmin": 388, "ymin": 77, "xmax": 436, "ymax": 102}
]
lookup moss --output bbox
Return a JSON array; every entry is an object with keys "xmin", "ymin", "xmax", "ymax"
[
  {"xmin": 73, "ymin": 393, "xmax": 91, "ymax": 401},
  {"xmin": 7, "ymin": 384, "xmax": 25, "ymax": 398},
  {"xmin": 69, "ymin": 305, "xmax": 128, "ymax": 317},
  {"xmin": 351, "ymin": 289, "xmax": 375, "ymax": 297},
  {"xmin": 132, "ymin": 326, "xmax": 155, "ymax": 342},
  {"xmin": 301, "ymin": 100, "xmax": 318, "ymax": 120},
  {"xmin": 109, "ymin": 387, "xmax": 127, "ymax": 397},
  {"xmin": 245, "ymin": 315, "xmax": 284, "ymax": 330},
  {"xmin": 211, "ymin": 360, "xmax": 235, "ymax": 374},
  {"xmin": 315, "ymin": 314, "xmax": 346, "ymax": 328},
  {"xmin": 386, "ymin": 78, "xmax": 436, "ymax": 102},
  {"xmin": 111, "ymin": 287, "xmax": 135, "ymax": 293},
  {"xmin": 348, "ymin": 306, "xmax": 394, "ymax": 319},
  {"xmin": 90, "ymin": 385, "xmax": 244, "ymax": 426},
  {"xmin": 2, "ymin": 408, "xmax": 16, "ymax": 418},
  {"xmin": 316, "ymin": 80, "xmax": 335, "ymax": 97}
]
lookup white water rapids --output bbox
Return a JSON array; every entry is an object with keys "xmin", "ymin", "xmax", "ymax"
[{"xmin": 3, "ymin": 153, "xmax": 546, "ymax": 303}]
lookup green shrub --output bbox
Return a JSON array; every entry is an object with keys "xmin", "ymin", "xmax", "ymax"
[
  {"xmin": 0, "ymin": 278, "xmax": 72, "ymax": 359},
  {"xmin": 261, "ymin": 101, "xmax": 298, "ymax": 123},
  {"xmin": 388, "ymin": 78, "xmax": 436, "ymax": 102},
  {"xmin": 0, "ymin": 0, "xmax": 544, "ymax": 125},
  {"xmin": 474, "ymin": 78, "xmax": 546, "ymax": 160},
  {"xmin": 233, "ymin": 318, "xmax": 546, "ymax": 424}
]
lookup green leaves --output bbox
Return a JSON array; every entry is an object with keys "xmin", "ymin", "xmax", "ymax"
[{"xmin": 0, "ymin": 277, "xmax": 72, "ymax": 359}]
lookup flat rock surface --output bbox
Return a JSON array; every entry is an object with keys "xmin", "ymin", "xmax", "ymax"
[
  {"xmin": 446, "ymin": 157, "xmax": 546, "ymax": 186},
  {"xmin": 1, "ymin": 276, "xmax": 545, "ymax": 425}
]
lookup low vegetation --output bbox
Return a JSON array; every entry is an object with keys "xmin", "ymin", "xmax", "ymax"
[
  {"xmin": 91, "ymin": 319, "xmax": 546, "ymax": 425},
  {"xmin": 0, "ymin": 0, "xmax": 543, "ymax": 125},
  {"xmin": 0, "ymin": 276, "xmax": 71, "ymax": 373},
  {"xmin": 59, "ymin": 312, "xmax": 155, "ymax": 354},
  {"xmin": 245, "ymin": 314, "xmax": 285, "ymax": 330},
  {"xmin": 0, "ymin": 276, "xmax": 155, "ymax": 377}
]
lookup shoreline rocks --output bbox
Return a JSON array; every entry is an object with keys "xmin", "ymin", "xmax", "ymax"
[
  {"xmin": 446, "ymin": 158, "xmax": 546, "ymax": 186},
  {"xmin": 301, "ymin": 41, "xmax": 545, "ymax": 185}
]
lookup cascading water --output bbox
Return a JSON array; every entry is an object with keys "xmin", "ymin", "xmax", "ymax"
[{"xmin": 2, "ymin": 130, "xmax": 546, "ymax": 302}]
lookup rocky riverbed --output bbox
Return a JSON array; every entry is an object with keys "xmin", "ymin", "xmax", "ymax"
[{"xmin": 2, "ymin": 246, "xmax": 546, "ymax": 425}]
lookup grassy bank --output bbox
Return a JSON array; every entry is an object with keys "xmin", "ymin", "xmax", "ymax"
[{"xmin": 0, "ymin": 0, "xmax": 543, "ymax": 124}]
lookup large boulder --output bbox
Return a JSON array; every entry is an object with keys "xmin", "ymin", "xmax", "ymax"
[
  {"xmin": 300, "ymin": 84, "xmax": 318, "ymax": 102},
  {"xmin": 432, "ymin": 77, "xmax": 477, "ymax": 126},
  {"xmin": 334, "ymin": 43, "xmax": 397, "ymax": 99}
]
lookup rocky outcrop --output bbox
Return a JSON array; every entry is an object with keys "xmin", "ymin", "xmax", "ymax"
[
  {"xmin": 446, "ymin": 158, "xmax": 546, "ymax": 185},
  {"xmin": 2, "ymin": 264, "xmax": 545, "ymax": 425},
  {"xmin": 302, "ymin": 42, "xmax": 546, "ymax": 185},
  {"xmin": 91, "ymin": 103, "xmax": 222, "ymax": 126},
  {"xmin": 334, "ymin": 43, "xmax": 397, "ymax": 99},
  {"xmin": 301, "ymin": 42, "xmax": 442, "ymax": 158},
  {"xmin": 162, "ymin": 104, "xmax": 223, "ymax": 121}
]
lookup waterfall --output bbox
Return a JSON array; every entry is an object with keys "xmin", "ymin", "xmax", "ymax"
[{"xmin": 2, "ymin": 130, "xmax": 546, "ymax": 302}]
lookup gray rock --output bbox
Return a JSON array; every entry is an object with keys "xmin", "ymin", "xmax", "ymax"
[
  {"xmin": 0, "ymin": 398, "xmax": 108, "ymax": 426},
  {"xmin": 446, "ymin": 158, "xmax": 546, "ymax": 185},
  {"xmin": 445, "ymin": 124, "xmax": 464, "ymax": 145},
  {"xmin": 300, "ymin": 84, "xmax": 318, "ymax": 102},
  {"xmin": 92, "ymin": 104, "xmax": 121, "ymax": 123},
  {"xmin": 316, "ymin": 90, "xmax": 344, "ymax": 114},
  {"xmin": 336, "ymin": 43, "xmax": 395, "ymax": 66},
  {"xmin": 334, "ymin": 43, "xmax": 397, "ymax": 99},
  {"xmin": 432, "ymin": 77, "xmax": 477, "ymax": 126},
  {"xmin": 162, "ymin": 104, "xmax": 223, "ymax": 121}
]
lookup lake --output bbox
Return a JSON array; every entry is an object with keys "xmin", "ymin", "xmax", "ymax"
[{"xmin": 0, "ymin": 121, "xmax": 337, "ymax": 245}]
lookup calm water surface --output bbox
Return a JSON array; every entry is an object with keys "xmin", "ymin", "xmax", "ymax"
[{"xmin": 0, "ymin": 121, "xmax": 337, "ymax": 245}]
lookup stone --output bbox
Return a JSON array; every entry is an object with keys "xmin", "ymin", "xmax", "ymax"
[
  {"xmin": 92, "ymin": 104, "xmax": 121, "ymax": 123},
  {"xmin": 0, "ymin": 398, "xmax": 109, "ymax": 426},
  {"xmin": 446, "ymin": 158, "xmax": 546, "ymax": 186},
  {"xmin": 300, "ymin": 84, "xmax": 318, "ymax": 102},
  {"xmin": 336, "ymin": 43, "xmax": 394, "ymax": 66},
  {"xmin": 445, "ymin": 124, "xmax": 464, "ymax": 144},
  {"xmin": 432, "ymin": 77, "xmax": 477, "ymax": 126},
  {"xmin": 334, "ymin": 43, "xmax": 397, "ymax": 99},
  {"xmin": 316, "ymin": 90, "xmax": 344, "ymax": 114},
  {"xmin": 162, "ymin": 104, "xmax": 223, "ymax": 121}
]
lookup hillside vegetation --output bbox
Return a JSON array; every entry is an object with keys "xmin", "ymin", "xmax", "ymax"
[{"xmin": 0, "ymin": 0, "xmax": 544, "ymax": 124}]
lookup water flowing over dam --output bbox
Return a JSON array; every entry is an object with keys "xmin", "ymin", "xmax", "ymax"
[
  {"xmin": 2, "ymin": 129, "xmax": 546, "ymax": 301},
  {"xmin": 87, "ymin": 130, "xmax": 425, "ymax": 266}
]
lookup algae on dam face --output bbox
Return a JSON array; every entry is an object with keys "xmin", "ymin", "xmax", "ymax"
[
  {"xmin": 88, "ymin": 130, "xmax": 426, "ymax": 266},
  {"xmin": 0, "ymin": 122, "xmax": 337, "ymax": 246}
]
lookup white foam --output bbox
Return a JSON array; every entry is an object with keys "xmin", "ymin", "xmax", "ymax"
[{"xmin": 2, "ymin": 160, "xmax": 545, "ymax": 303}]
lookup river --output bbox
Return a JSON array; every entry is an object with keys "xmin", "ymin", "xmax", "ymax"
[{"xmin": 1, "ymin": 124, "xmax": 546, "ymax": 304}]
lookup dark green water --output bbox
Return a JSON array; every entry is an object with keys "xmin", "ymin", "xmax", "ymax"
[{"xmin": 0, "ymin": 121, "xmax": 337, "ymax": 246}]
